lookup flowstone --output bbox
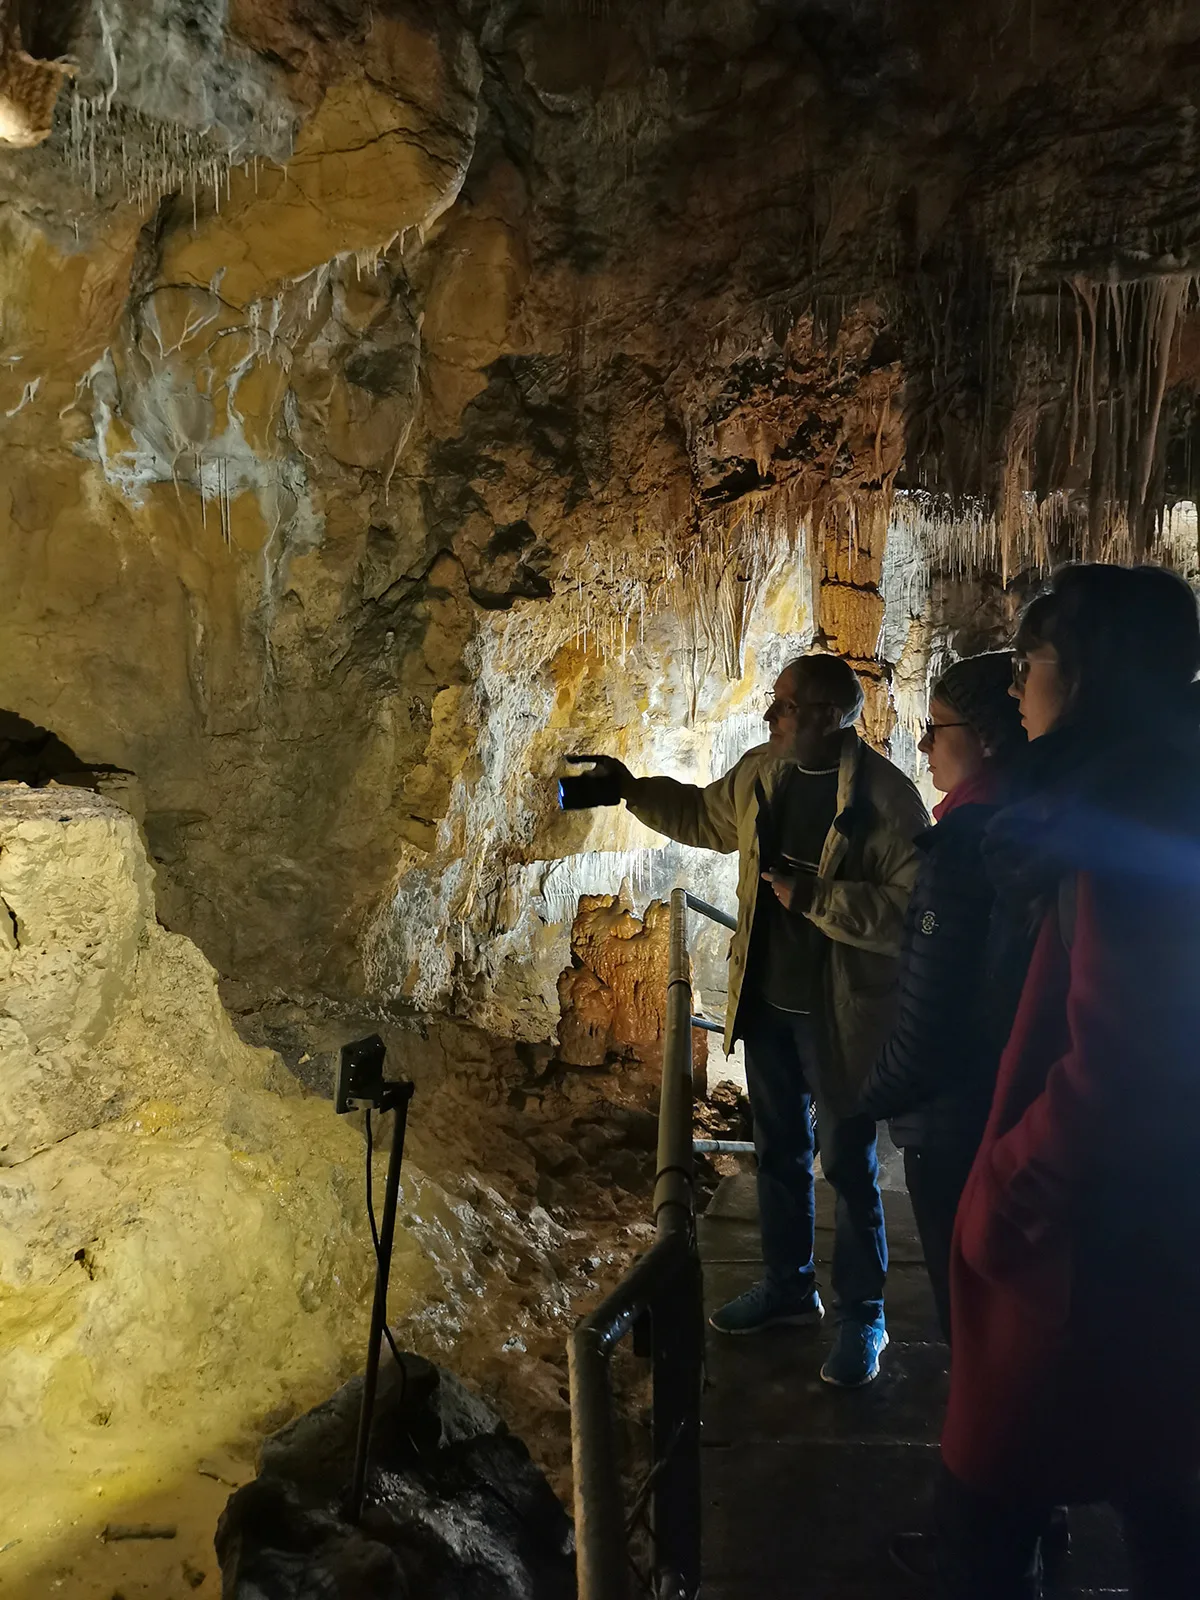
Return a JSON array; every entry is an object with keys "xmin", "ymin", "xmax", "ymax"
[
  {"xmin": 0, "ymin": 784, "xmax": 376, "ymax": 1583},
  {"xmin": 557, "ymin": 891, "xmax": 709, "ymax": 1087}
]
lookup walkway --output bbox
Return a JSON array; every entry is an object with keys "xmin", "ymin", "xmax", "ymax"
[{"xmin": 697, "ymin": 1172, "xmax": 1129, "ymax": 1598}]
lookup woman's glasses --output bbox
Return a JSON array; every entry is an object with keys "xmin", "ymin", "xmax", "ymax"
[
  {"xmin": 1011, "ymin": 656, "xmax": 1032, "ymax": 689},
  {"xmin": 922, "ymin": 720, "xmax": 970, "ymax": 740}
]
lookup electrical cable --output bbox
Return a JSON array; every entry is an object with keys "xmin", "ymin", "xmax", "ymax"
[{"xmin": 363, "ymin": 1097, "xmax": 557, "ymax": 1522}]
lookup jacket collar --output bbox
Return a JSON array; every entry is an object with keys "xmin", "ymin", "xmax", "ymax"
[
  {"xmin": 821, "ymin": 729, "xmax": 863, "ymax": 875},
  {"xmin": 751, "ymin": 730, "xmax": 864, "ymax": 876},
  {"xmin": 756, "ymin": 728, "xmax": 860, "ymax": 801},
  {"xmin": 834, "ymin": 727, "xmax": 861, "ymax": 819},
  {"xmin": 932, "ymin": 766, "xmax": 1002, "ymax": 821}
]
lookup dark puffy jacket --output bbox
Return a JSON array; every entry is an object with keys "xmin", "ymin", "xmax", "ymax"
[{"xmin": 858, "ymin": 803, "xmax": 1001, "ymax": 1152}]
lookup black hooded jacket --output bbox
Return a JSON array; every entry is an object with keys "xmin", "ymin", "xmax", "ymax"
[{"xmin": 858, "ymin": 797, "xmax": 1009, "ymax": 1151}]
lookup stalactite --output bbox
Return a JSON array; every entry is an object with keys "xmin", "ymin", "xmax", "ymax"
[
  {"xmin": 1053, "ymin": 270, "xmax": 1199, "ymax": 555},
  {"xmin": 905, "ymin": 234, "xmax": 1200, "ymax": 556},
  {"xmin": 54, "ymin": 78, "xmax": 292, "ymax": 214},
  {"xmin": 893, "ymin": 488, "xmax": 1200, "ymax": 580}
]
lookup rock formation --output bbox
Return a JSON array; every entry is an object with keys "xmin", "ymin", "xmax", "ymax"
[
  {"xmin": 557, "ymin": 890, "xmax": 709, "ymax": 1088},
  {"xmin": 216, "ymin": 1355, "xmax": 575, "ymax": 1600},
  {"xmin": 0, "ymin": 785, "xmax": 653, "ymax": 1594},
  {"xmin": 0, "ymin": 0, "xmax": 1194, "ymax": 1047},
  {"xmin": 0, "ymin": 785, "xmax": 370, "ymax": 1583},
  {"xmin": 3, "ymin": 3, "xmax": 1200, "ymax": 1585}
]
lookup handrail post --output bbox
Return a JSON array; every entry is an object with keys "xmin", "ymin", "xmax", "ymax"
[
  {"xmin": 569, "ymin": 885, "xmax": 707, "ymax": 1600},
  {"xmin": 650, "ymin": 1249, "xmax": 703, "ymax": 1599},
  {"xmin": 569, "ymin": 1322, "xmax": 631, "ymax": 1600},
  {"xmin": 654, "ymin": 890, "xmax": 694, "ymax": 1227},
  {"xmin": 652, "ymin": 889, "xmax": 702, "ymax": 1598}
]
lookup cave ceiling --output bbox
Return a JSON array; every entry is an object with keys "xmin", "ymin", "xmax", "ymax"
[{"xmin": 0, "ymin": 0, "xmax": 1198, "ymax": 1026}]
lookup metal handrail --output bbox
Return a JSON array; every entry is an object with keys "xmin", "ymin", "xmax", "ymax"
[
  {"xmin": 684, "ymin": 891, "xmax": 737, "ymax": 932},
  {"xmin": 569, "ymin": 887, "xmax": 705, "ymax": 1600}
]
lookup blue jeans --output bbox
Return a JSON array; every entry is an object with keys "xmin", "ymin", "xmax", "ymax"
[{"xmin": 743, "ymin": 1005, "xmax": 887, "ymax": 1325}]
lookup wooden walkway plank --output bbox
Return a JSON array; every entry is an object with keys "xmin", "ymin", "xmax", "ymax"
[{"xmin": 697, "ymin": 1173, "xmax": 1129, "ymax": 1598}]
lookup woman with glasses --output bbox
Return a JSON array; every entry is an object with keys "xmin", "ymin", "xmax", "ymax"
[
  {"xmin": 935, "ymin": 563, "xmax": 1200, "ymax": 1599},
  {"xmin": 859, "ymin": 653, "xmax": 1025, "ymax": 1348}
]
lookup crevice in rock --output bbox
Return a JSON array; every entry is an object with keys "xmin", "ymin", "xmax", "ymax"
[{"xmin": 0, "ymin": 709, "xmax": 130, "ymax": 790}]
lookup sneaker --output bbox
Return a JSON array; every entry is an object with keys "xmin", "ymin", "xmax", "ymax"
[
  {"xmin": 820, "ymin": 1318, "xmax": 889, "ymax": 1386},
  {"xmin": 708, "ymin": 1279, "xmax": 824, "ymax": 1335}
]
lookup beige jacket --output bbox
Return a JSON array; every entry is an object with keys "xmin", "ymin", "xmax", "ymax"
[{"xmin": 626, "ymin": 731, "xmax": 928, "ymax": 1114}]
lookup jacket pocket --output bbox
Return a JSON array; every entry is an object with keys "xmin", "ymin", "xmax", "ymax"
[{"xmin": 958, "ymin": 1159, "xmax": 1073, "ymax": 1330}]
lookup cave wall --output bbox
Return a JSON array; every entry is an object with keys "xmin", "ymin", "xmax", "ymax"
[
  {"xmin": 0, "ymin": 783, "xmax": 664, "ymax": 1594},
  {"xmin": 5, "ymin": 3, "xmax": 1200, "ymax": 1588},
  {"xmin": 0, "ymin": 0, "xmax": 1198, "ymax": 1042}
]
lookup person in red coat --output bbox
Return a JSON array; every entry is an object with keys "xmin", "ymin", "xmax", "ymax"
[{"xmin": 936, "ymin": 563, "xmax": 1200, "ymax": 1599}]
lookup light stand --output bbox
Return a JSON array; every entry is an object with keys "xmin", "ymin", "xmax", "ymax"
[{"xmin": 335, "ymin": 1034, "xmax": 415, "ymax": 1525}]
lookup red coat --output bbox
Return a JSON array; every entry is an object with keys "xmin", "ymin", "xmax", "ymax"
[{"xmin": 942, "ymin": 868, "xmax": 1200, "ymax": 1503}]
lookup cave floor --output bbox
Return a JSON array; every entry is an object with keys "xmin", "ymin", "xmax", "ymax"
[{"xmin": 698, "ymin": 1174, "xmax": 1129, "ymax": 1599}]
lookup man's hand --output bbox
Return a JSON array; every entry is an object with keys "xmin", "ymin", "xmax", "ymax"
[
  {"xmin": 762, "ymin": 868, "xmax": 816, "ymax": 914},
  {"xmin": 566, "ymin": 754, "xmax": 635, "ymax": 798}
]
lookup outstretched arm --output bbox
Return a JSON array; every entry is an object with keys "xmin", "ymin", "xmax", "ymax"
[{"xmin": 618, "ymin": 760, "xmax": 743, "ymax": 854}]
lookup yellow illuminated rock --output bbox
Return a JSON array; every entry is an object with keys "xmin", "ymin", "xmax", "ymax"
[
  {"xmin": 558, "ymin": 892, "xmax": 709, "ymax": 1080},
  {"xmin": 0, "ymin": 787, "xmax": 609, "ymax": 1596}
]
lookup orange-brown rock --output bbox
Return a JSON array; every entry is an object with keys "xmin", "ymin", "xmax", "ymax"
[
  {"xmin": 0, "ymin": 30, "xmax": 71, "ymax": 149},
  {"xmin": 557, "ymin": 893, "xmax": 708, "ymax": 1085}
]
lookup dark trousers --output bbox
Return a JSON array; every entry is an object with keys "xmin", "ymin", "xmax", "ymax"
[
  {"xmin": 742, "ymin": 1006, "xmax": 887, "ymax": 1324},
  {"xmin": 935, "ymin": 1467, "xmax": 1200, "ymax": 1600},
  {"xmin": 902, "ymin": 1146, "xmax": 978, "ymax": 1344}
]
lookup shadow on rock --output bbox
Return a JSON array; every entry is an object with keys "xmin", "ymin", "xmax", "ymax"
[{"xmin": 216, "ymin": 1354, "xmax": 576, "ymax": 1599}]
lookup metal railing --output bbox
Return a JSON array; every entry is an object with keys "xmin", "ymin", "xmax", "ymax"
[
  {"xmin": 683, "ymin": 894, "xmax": 755, "ymax": 1157},
  {"xmin": 568, "ymin": 886, "xmax": 708, "ymax": 1600},
  {"xmin": 683, "ymin": 891, "xmax": 737, "ymax": 932}
]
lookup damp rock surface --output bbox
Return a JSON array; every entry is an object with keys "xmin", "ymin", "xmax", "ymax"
[
  {"xmin": 217, "ymin": 1355, "xmax": 575, "ymax": 1600},
  {"xmin": 0, "ymin": 785, "xmax": 655, "ymax": 1597},
  {"xmin": 0, "ymin": 782, "xmax": 375, "ymax": 1585}
]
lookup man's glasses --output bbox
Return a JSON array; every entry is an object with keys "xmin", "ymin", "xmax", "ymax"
[
  {"xmin": 763, "ymin": 696, "xmax": 840, "ymax": 719},
  {"xmin": 763, "ymin": 696, "xmax": 801, "ymax": 718}
]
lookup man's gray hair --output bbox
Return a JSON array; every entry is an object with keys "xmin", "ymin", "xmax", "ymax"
[{"xmin": 784, "ymin": 653, "xmax": 865, "ymax": 729}]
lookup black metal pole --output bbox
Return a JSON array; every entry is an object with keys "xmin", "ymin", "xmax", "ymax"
[
  {"xmin": 348, "ymin": 1083, "xmax": 412, "ymax": 1522},
  {"xmin": 651, "ymin": 1247, "xmax": 703, "ymax": 1599},
  {"xmin": 652, "ymin": 891, "xmax": 702, "ymax": 1598},
  {"xmin": 682, "ymin": 891, "xmax": 737, "ymax": 932},
  {"xmin": 569, "ymin": 889, "xmax": 704, "ymax": 1600}
]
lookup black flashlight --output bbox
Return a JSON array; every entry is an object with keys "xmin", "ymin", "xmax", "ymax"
[{"xmin": 557, "ymin": 754, "xmax": 623, "ymax": 810}]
